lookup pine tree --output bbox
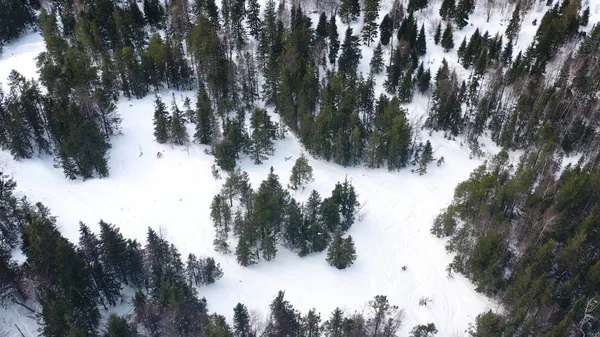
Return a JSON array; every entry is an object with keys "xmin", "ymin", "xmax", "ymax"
[
  {"xmin": 417, "ymin": 140, "xmax": 433, "ymax": 175},
  {"xmin": 379, "ymin": 14, "xmax": 393, "ymax": 46},
  {"xmin": 289, "ymin": 153, "xmax": 314, "ymax": 190},
  {"xmin": 501, "ymin": 39, "xmax": 513, "ymax": 66},
  {"xmin": 301, "ymin": 309, "xmax": 321, "ymax": 337},
  {"xmin": 328, "ymin": 15, "xmax": 340, "ymax": 66},
  {"xmin": 454, "ymin": 0, "xmax": 474, "ymax": 29},
  {"xmin": 323, "ymin": 308, "xmax": 344, "ymax": 337},
  {"xmin": 408, "ymin": 0, "xmax": 428, "ymax": 12},
  {"xmin": 247, "ymin": 0, "xmax": 262, "ymax": 39},
  {"xmin": 416, "ymin": 24, "xmax": 427, "ymax": 55},
  {"xmin": 326, "ymin": 228, "xmax": 356, "ymax": 269},
  {"xmin": 362, "ymin": 0, "xmax": 380, "ymax": 46},
  {"xmin": 195, "ymin": 85, "xmax": 216, "ymax": 145},
  {"xmin": 418, "ymin": 68, "xmax": 431, "ymax": 93},
  {"xmin": 233, "ymin": 303, "xmax": 253, "ymax": 337},
  {"xmin": 370, "ymin": 43, "xmax": 385, "ymax": 74},
  {"xmin": 211, "ymin": 194, "xmax": 232, "ymax": 253},
  {"xmin": 398, "ymin": 68, "xmax": 414, "ymax": 102},
  {"xmin": 316, "ymin": 13, "xmax": 328, "ymax": 40},
  {"xmin": 339, "ymin": 0, "xmax": 361, "ymax": 23},
  {"xmin": 153, "ymin": 96, "xmax": 170, "ymax": 144},
  {"xmin": 441, "ymin": 23, "xmax": 454, "ymax": 51},
  {"xmin": 409, "ymin": 323, "xmax": 438, "ymax": 337},
  {"xmin": 249, "ymin": 108, "xmax": 276, "ymax": 164},
  {"xmin": 103, "ymin": 313, "xmax": 139, "ymax": 337},
  {"xmin": 439, "ymin": 0, "xmax": 455, "ymax": 20},
  {"xmin": 338, "ymin": 28, "xmax": 362, "ymax": 75},
  {"xmin": 505, "ymin": 2, "xmax": 521, "ymax": 41},
  {"xmin": 434, "ymin": 22, "xmax": 442, "ymax": 45},
  {"xmin": 170, "ymin": 96, "xmax": 189, "ymax": 145}
]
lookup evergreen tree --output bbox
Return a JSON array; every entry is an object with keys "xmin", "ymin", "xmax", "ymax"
[
  {"xmin": 170, "ymin": 96, "xmax": 189, "ymax": 145},
  {"xmin": 417, "ymin": 140, "xmax": 434, "ymax": 175},
  {"xmin": 103, "ymin": 313, "xmax": 139, "ymax": 337},
  {"xmin": 434, "ymin": 22, "xmax": 442, "ymax": 44},
  {"xmin": 323, "ymin": 308, "xmax": 344, "ymax": 337},
  {"xmin": 249, "ymin": 108, "xmax": 276, "ymax": 164},
  {"xmin": 211, "ymin": 194, "xmax": 232, "ymax": 253},
  {"xmin": 326, "ymin": 228, "xmax": 356, "ymax": 269},
  {"xmin": 233, "ymin": 303, "xmax": 254, "ymax": 337},
  {"xmin": 328, "ymin": 15, "xmax": 340, "ymax": 66},
  {"xmin": 441, "ymin": 23, "xmax": 454, "ymax": 51},
  {"xmin": 247, "ymin": 0, "xmax": 262, "ymax": 39},
  {"xmin": 362, "ymin": 0, "xmax": 380, "ymax": 46},
  {"xmin": 501, "ymin": 38, "xmax": 513, "ymax": 66},
  {"xmin": 410, "ymin": 323, "xmax": 438, "ymax": 337},
  {"xmin": 316, "ymin": 13, "xmax": 328, "ymax": 40},
  {"xmin": 454, "ymin": 0, "xmax": 474, "ymax": 29},
  {"xmin": 439, "ymin": 0, "xmax": 455, "ymax": 20},
  {"xmin": 305, "ymin": 190, "xmax": 329, "ymax": 252},
  {"xmin": 289, "ymin": 153, "xmax": 314, "ymax": 190},
  {"xmin": 408, "ymin": 0, "xmax": 428, "ymax": 12},
  {"xmin": 370, "ymin": 43, "xmax": 385, "ymax": 74},
  {"xmin": 379, "ymin": 14, "xmax": 393, "ymax": 46},
  {"xmin": 416, "ymin": 24, "xmax": 427, "ymax": 55},
  {"xmin": 144, "ymin": 0, "xmax": 165, "ymax": 28},
  {"xmin": 153, "ymin": 96, "xmax": 170, "ymax": 144},
  {"xmin": 338, "ymin": 28, "xmax": 362, "ymax": 75},
  {"xmin": 195, "ymin": 85, "xmax": 216, "ymax": 145},
  {"xmin": 339, "ymin": 0, "xmax": 361, "ymax": 24},
  {"xmin": 301, "ymin": 309, "xmax": 321, "ymax": 337},
  {"xmin": 264, "ymin": 291, "xmax": 301, "ymax": 337},
  {"xmin": 505, "ymin": 2, "xmax": 521, "ymax": 41}
]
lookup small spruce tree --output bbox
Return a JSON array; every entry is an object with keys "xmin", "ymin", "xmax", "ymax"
[
  {"xmin": 289, "ymin": 153, "xmax": 314, "ymax": 190},
  {"xmin": 153, "ymin": 95, "xmax": 170, "ymax": 144},
  {"xmin": 441, "ymin": 23, "xmax": 454, "ymax": 51}
]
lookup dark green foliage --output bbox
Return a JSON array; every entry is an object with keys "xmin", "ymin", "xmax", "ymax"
[
  {"xmin": 144, "ymin": 0, "xmax": 165, "ymax": 28},
  {"xmin": 441, "ymin": 23, "xmax": 454, "ymax": 51},
  {"xmin": 428, "ymin": 66, "xmax": 463, "ymax": 136},
  {"xmin": 104, "ymin": 314, "xmax": 139, "ymax": 337},
  {"xmin": 326, "ymin": 228, "xmax": 357, "ymax": 269},
  {"xmin": 416, "ymin": 25, "xmax": 427, "ymax": 55},
  {"xmin": 289, "ymin": 154, "xmax": 314, "ymax": 190},
  {"xmin": 264, "ymin": 291, "xmax": 301, "ymax": 337},
  {"xmin": 439, "ymin": 0, "xmax": 456, "ymax": 20},
  {"xmin": 211, "ymin": 194, "xmax": 232, "ymax": 253},
  {"xmin": 339, "ymin": 0, "xmax": 361, "ymax": 24},
  {"xmin": 370, "ymin": 43, "xmax": 385, "ymax": 74},
  {"xmin": 328, "ymin": 15, "xmax": 340, "ymax": 65},
  {"xmin": 233, "ymin": 303, "xmax": 254, "ymax": 337},
  {"xmin": 454, "ymin": 0, "xmax": 475, "ymax": 29},
  {"xmin": 316, "ymin": 13, "xmax": 328, "ymax": 40},
  {"xmin": 505, "ymin": 2, "xmax": 521, "ymax": 40},
  {"xmin": 408, "ymin": 0, "xmax": 428, "ymax": 12},
  {"xmin": 417, "ymin": 140, "xmax": 434, "ymax": 174},
  {"xmin": 362, "ymin": 0, "xmax": 380, "ymax": 46},
  {"xmin": 434, "ymin": 22, "xmax": 442, "ymax": 44},
  {"xmin": 187, "ymin": 254, "xmax": 224, "ymax": 285},
  {"xmin": 249, "ymin": 108, "xmax": 277, "ymax": 164},
  {"xmin": 170, "ymin": 96, "xmax": 189, "ymax": 145},
  {"xmin": 338, "ymin": 28, "xmax": 362, "ymax": 75},
  {"xmin": 468, "ymin": 311, "xmax": 504, "ymax": 337},
  {"xmin": 22, "ymin": 204, "xmax": 101, "ymax": 336},
  {"xmin": 379, "ymin": 14, "xmax": 393, "ymax": 46},
  {"xmin": 410, "ymin": 323, "xmax": 438, "ymax": 337},
  {"xmin": 195, "ymin": 85, "xmax": 217, "ymax": 145},
  {"xmin": 153, "ymin": 96, "xmax": 170, "ymax": 144},
  {"xmin": 0, "ymin": 0, "xmax": 36, "ymax": 49}
]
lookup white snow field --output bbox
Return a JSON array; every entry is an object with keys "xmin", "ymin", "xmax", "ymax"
[{"xmin": 3, "ymin": 0, "xmax": 599, "ymax": 334}]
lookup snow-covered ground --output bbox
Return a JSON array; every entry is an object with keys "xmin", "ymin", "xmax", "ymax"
[
  {"xmin": 0, "ymin": 35, "xmax": 499, "ymax": 337},
  {"xmin": 8, "ymin": 0, "xmax": 599, "ymax": 332}
]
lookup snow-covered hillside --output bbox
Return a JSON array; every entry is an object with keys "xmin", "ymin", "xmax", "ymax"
[{"xmin": 2, "ymin": 0, "xmax": 598, "ymax": 334}]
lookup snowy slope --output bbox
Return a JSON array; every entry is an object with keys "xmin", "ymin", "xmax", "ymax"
[{"xmin": 6, "ymin": 0, "xmax": 599, "ymax": 333}]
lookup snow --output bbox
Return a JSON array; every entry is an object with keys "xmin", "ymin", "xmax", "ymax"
[{"xmin": 8, "ymin": 0, "xmax": 597, "ymax": 333}]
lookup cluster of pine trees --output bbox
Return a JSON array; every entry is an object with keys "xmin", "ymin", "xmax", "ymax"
[
  {"xmin": 0, "ymin": 0, "xmax": 37, "ymax": 51},
  {"xmin": 433, "ymin": 143, "xmax": 600, "ymax": 335},
  {"xmin": 0, "ymin": 172, "xmax": 223, "ymax": 336},
  {"xmin": 210, "ymin": 166, "xmax": 359, "ymax": 268}
]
